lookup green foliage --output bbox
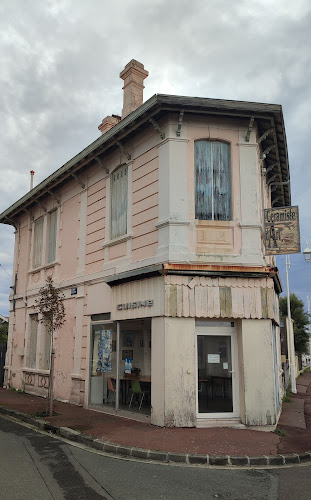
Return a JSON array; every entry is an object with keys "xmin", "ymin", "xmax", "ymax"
[
  {"xmin": 274, "ymin": 428, "xmax": 287, "ymax": 437},
  {"xmin": 0, "ymin": 322, "xmax": 8, "ymax": 345},
  {"xmin": 34, "ymin": 276, "xmax": 66, "ymax": 334},
  {"xmin": 279, "ymin": 294, "xmax": 310, "ymax": 353}
]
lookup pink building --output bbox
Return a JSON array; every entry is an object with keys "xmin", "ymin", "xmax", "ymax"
[{"xmin": 0, "ymin": 60, "xmax": 291, "ymax": 428}]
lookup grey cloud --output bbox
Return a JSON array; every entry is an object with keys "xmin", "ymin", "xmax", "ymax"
[{"xmin": 1, "ymin": 0, "xmax": 311, "ymax": 313}]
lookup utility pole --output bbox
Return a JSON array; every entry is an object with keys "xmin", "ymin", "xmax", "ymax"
[{"xmin": 285, "ymin": 255, "xmax": 297, "ymax": 393}]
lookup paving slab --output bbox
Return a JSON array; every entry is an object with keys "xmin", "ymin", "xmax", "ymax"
[
  {"xmin": 1, "ymin": 370, "xmax": 311, "ymax": 462},
  {"xmin": 278, "ymin": 398, "xmax": 306, "ymax": 429}
]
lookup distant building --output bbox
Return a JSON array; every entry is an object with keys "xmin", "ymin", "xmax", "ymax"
[
  {"xmin": 0, "ymin": 314, "xmax": 8, "ymax": 324},
  {"xmin": 0, "ymin": 60, "xmax": 290, "ymax": 428}
]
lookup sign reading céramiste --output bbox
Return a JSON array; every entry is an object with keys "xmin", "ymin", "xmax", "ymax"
[{"xmin": 263, "ymin": 206, "xmax": 300, "ymax": 255}]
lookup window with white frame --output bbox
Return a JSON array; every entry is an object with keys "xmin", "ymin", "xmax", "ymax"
[
  {"xmin": 47, "ymin": 210, "xmax": 57, "ymax": 263},
  {"xmin": 32, "ymin": 210, "xmax": 58, "ymax": 269},
  {"xmin": 195, "ymin": 140, "xmax": 231, "ymax": 221},
  {"xmin": 40, "ymin": 320, "xmax": 51, "ymax": 370},
  {"xmin": 32, "ymin": 217, "xmax": 44, "ymax": 268},
  {"xmin": 28, "ymin": 314, "xmax": 38, "ymax": 368},
  {"xmin": 110, "ymin": 164, "xmax": 128, "ymax": 239}
]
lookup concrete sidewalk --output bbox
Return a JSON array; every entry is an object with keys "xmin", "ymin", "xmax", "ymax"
[{"xmin": 1, "ymin": 370, "xmax": 311, "ymax": 467}]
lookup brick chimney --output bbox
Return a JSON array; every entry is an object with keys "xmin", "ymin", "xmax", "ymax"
[
  {"xmin": 120, "ymin": 59, "xmax": 148, "ymax": 119},
  {"xmin": 98, "ymin": 114, "xmax": 121, "ymax": 135}
]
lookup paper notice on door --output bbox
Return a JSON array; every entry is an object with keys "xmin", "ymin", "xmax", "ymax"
[
  {"xmin": 208, "ymin": 354, "xmax": 220, "ymax": 364},
  {"xmin": 223, "ymin": 362, "xmax": 229, "ymax": 369}
]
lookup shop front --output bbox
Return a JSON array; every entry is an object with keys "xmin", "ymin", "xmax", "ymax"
[
  {"xmin": 89, "ymin": 318, "xmax": 152, "ymax": 416},
  {"xmin": 87, "ymin": 270, "xmax": 282, "ymax": 428}
]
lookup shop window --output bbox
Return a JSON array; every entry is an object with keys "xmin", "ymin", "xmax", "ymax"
[
  {"xmin": 195, "ymin": 140, "xmax": 231, "ymax": 221},
  {"xmin": 28, "ymin": 314, "xmax": 38, "ymax": 368},
  {"xmin": 111, "ymin": 164, "xmax": 128, "ymax": 239}
]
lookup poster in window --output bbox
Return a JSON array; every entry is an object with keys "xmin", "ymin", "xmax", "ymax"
[
  {"xmin": 124, "ymin": 357, "xmax": 133, "ymax": 374},
  {"xmin": 97, "ymin": 329, "xmax": 112, "ymax": 373}
]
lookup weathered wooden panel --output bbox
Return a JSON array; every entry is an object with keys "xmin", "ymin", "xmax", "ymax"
[
  {"xmin": 219, "ymin": 287, "xmax": 232, "ymax": 317},
  {"xmin": 164, "ymin": 276, "xmax": 277, "ymax": 321}
]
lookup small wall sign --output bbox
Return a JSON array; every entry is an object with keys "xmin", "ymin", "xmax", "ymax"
[
  {"xmin": 117, "ymin": 300, "xmax": 153, "ymax": 310},
  {"xmin": 71, "ymin": 287, "xmax": 78, "ymax": 296}
]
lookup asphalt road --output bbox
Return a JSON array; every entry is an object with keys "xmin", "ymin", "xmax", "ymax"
[{"xmin": 0, "ymin": 414, "xmax": 311, "ymax": 500}]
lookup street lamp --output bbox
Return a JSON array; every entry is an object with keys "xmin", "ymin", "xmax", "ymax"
[{"xmin": 301, "ymin": 236, "xmax": 311, "ymax": 262}]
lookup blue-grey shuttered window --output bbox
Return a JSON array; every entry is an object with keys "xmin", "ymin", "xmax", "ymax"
[
  {"xmin": 111, "ymin": 164, "xmax": 128, "ymax": 239},
  {"xmin": 47, "ymin": 210, "xmax": 57, "ymax": 263},
  {"xmin": 32, "ymin": 217, "xmax": 44, "ymax": 268},
  {"xmin": 195, "ymin": 140, "xmax": 231, "ymax": 221}
]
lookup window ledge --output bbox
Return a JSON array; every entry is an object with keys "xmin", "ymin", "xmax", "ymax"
[
  {"xmin": 22, "ymin": 367, "xmax": 50, "ymax": 375},
  {"xmin": 102, "ymin": 233, "xmax": 132, "ymax": 249},
  {"xmin": 28, "ymin": 260, "xmax": 60, "ymax": 274}
]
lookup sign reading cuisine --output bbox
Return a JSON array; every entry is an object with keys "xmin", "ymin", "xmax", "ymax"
[{"xmin": 263, "ymin": 206, "xmax": 300, "ymax": 255}]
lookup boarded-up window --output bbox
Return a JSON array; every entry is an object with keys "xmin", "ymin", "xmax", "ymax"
[
  {"xmin": 28, "ymin": 314, "xmax": 38, "ymax": 368},
  {"xmin": 47, "ymin": 210, "xmax": 57, "ymax": 263},
  {"xmin": 32, "ymin": 217, "xmax": 44, "ymax": 268},
  {"xmin": 195, "ymin": 141, "xmax": 231, "ymax": 221},
  {"xmin": 111, "ymin": 165, "xmax": 128, "ymax": 239}
]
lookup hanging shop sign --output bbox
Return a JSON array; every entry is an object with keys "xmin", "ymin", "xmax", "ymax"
[{"xmin": 263, "ymin": 206, "xmax": 300, "ymax": 255}]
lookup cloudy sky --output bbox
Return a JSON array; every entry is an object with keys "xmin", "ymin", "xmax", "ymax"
[{"xmin": 1, "ymin": 0, "xmax": 311, "ymax": 315}]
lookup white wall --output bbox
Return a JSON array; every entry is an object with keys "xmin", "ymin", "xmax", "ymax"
[
  {"xmin": 151, "ymin": 317, "xmax": 196, "ymax": 427},
  {"xmin": 240, "ymin": 319, "xmax": 277, "ymax": 426}
]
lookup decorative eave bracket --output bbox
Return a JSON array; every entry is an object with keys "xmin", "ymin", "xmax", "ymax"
[
  {"xmin": 48, "ymin": 190, "xmax": 60, "ymax": 205},
  {"xmin": 176, "ymin": 110, "xmax": 184, "ymax": 137},
  {"xmin": 257, "ymin": 128, "xmax": 274, "ymax": 144},
  {"xmin": 267, "ymin": 173, "xmax": 279, "ymax": 185},
  {"xmin": 116, "ymin": 141, "xmax": 131, "ymax": 161},
  {"xmin": 4, "ymin": 216, "xmax": 17, "ymax": 230},
  {"xmin": 72, "ymin": 173, "xmax": 85, "ymax": 189},
  {"xmin": 94, "ymin": 156, "xmax": 109, "ymax": 174},
  {"xmin": 24, "ymin": 208, "xmax": 34, "ymax": 222},
  {"xmin": 149, "ymin": 118, "xmax": 165, "ymax": 140},
  {"xmin": 265, "ymin": 162, "xmax": 279, "ymax": 174},
  {"xmin": 35, "ymin": 200, "xmax": 47, "ymax": 212},
  {"xmin": 272, "ymin": 196, "xmax": 281, "ymax": 206},
  {"xmin": 261, "ymin": 143, "xmax": 275, "ymax": 159},
  {"xmin": 245, "ymin": 116, "xmax": 255, "ymax": 142}
]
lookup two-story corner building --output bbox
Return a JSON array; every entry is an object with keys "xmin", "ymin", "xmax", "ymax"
[{"xmin": 0, "ymin": 60, "xmax": 290, "ymax": 428}]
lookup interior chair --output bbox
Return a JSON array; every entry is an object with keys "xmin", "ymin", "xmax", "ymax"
[
  {"xmin": 128, "ymin": 379, "xmax": 146, "ymax": 410},
  {"xmin": 107, "ymin": 378, "xmax": 116, "ymax": 404}
]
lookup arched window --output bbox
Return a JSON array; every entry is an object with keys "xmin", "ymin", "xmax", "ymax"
[{"xmin": 195, "ymin": 140, "xmax": 231, "ymax": 221}]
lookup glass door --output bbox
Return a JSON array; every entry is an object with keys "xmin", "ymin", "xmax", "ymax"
[
  {"xmin": 196, "ymin": 323, "xmax": 239, "ymax": 418},
  {"xmin": 90, "ymin": 322, "xmax": 117, "ymax": 407}
]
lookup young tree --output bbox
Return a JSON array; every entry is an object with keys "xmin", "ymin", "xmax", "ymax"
[
  {"xmin": 34, "ymin": 276, "xmax": 65, "ymax": 416},
  {"xmin": 0, "ymin": 322, "xmax": 8, "ymax": 345},
  {"xmin": 279, "ymin": 293, "xmax": 310, "ymax": 353}
]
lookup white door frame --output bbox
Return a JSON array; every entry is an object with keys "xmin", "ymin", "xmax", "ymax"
[{"xmin": 195, "ymin": 321, "xmax": 240, "ymax": 419}]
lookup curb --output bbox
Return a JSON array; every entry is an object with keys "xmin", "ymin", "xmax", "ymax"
[{"xmin": 1, "ymin": 405, "xmax": 311, "ymax": 468}]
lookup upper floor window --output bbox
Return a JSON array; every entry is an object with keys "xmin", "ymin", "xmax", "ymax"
[
  {"xmin": 111, "ymin": 164, "xmax": 128, "ymax": 239},
  {"xmin": 195, "ymin": 140, "xmax": 231, "ymax": 221},
  {"xmin": 47, "ymin": 210, "xmax": 57, "ymax": 263},
  {"xmin": 33, "ymin": 217, "xmax": 44, "ymax": 268},
  {"xmin": 32, "ymin": 210, "xmax": 58, "ymax": 269}
]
